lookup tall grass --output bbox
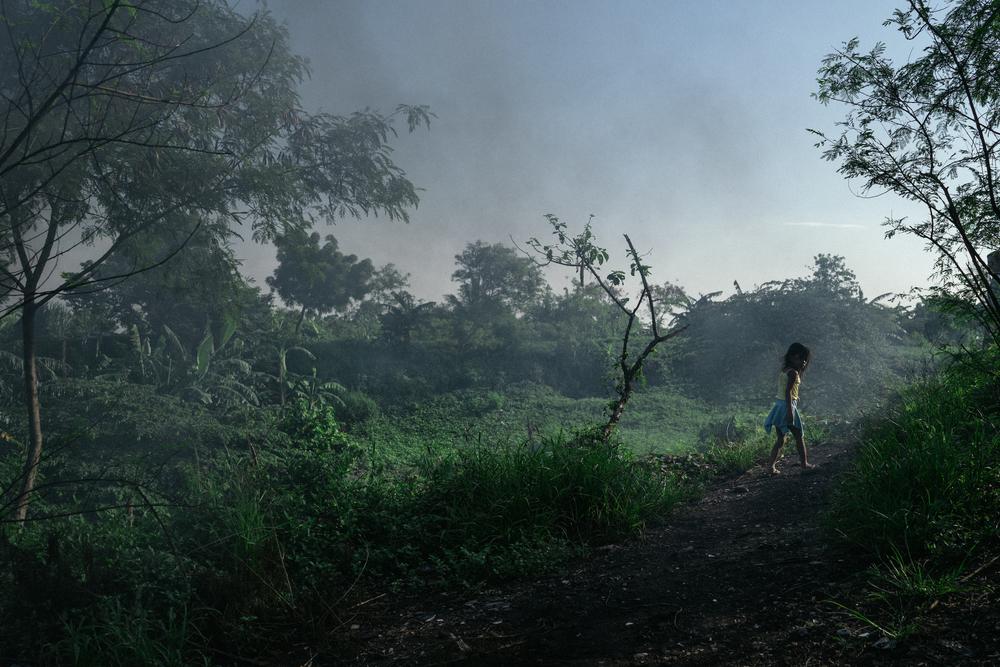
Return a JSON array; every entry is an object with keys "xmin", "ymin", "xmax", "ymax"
[
  {"xmin": 57, "ymin": 599, "xmax": 205, "ymax": 667},
  {"xmin": 829, "ymin": 351, "xmax": 1000, "ymax": 561},
  {"xmin": 1, "ymin": 419, "xmax": 695, "ymax": 664},
  {"xmin": 416, "ymin": 429, "xmax": 691, "ymax": 559}
]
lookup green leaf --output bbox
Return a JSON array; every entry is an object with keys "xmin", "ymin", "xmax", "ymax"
[
  {"xmin": 162, "ymin": 326, "xmax": 188, "ymax": 363},
  {"xmin": 218, "ymin": 314, "xmax": 238, "ymax": 350},
  {"xmin": 196, "ymin": 333, "xmax": 214, "ymax": 376}
]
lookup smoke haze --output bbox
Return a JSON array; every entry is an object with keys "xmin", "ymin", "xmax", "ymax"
[{"xmin": 237, "ymin": 0, "xmax": 934, "ymax": 301}]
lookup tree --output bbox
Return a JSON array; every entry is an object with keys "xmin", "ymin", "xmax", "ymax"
[
  {"xmin": 527, "ymin": 215, "xmax": 686, "ymax": 441},
  {"xmin": 813, "ymin": 0, "xmax": 1000, "ymax": 344},
  {"xmin": 381, "ymin": 291, "xmax": 438, "ymax": 346},
  {"xmin": 527, "ymin": 283, "xmax": 627, "ymax": 397},
  {"xmin": 0, "ymin": 0, "xmax": 429, "ymax": 520},
  {"xmin": 348, "ymin": 264, "xmax": 412, "ymax": 340},
  {"xmin": 672, "ymin": 255, "xmax": 906, "ymax": 412},
  {"xmin": 797, "ymin": 253, "xmax": 864, "ymax": 301},
  {"xmin": 450, "ymin": 241, "xmax": 545, "ymax": 314},
  {"xmin": 69, "ymin": 224, "xmax": 255, "ymax": 347},
  {"xmin": 267, "ymin": 230, "xmax": 375, "ymax": 333}
]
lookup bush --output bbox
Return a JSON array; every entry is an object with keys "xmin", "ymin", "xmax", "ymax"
[
  {"xmin": 829, "ymin": 351, "xmax": 1000, "ymax": 560},
  {"xmin": 334, "ymin": 389, "xmax": 380, "ymax": 428}
]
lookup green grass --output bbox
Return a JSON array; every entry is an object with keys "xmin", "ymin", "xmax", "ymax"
[
  {"xmin": 619, "ymin": 388, "xmax": 727, "ymax": 454},
  {"xmin": 57, "ymin": 599, "xmax": 205, "ymax": 667},
  {"xmin": 872, "ymin": 549, "xmax": 965, "ymax": 600},
  {"xmin": 1, "ymin": 380, "xmax": 833, "ymax": 664},
  {"xmin": 827, "ymin": 550, "xmax": 966, "ymax": 643},
  {"xmin": 360, "ymin": 382, "xmax": 731, "ymax": 461},
  {"xmin": 824, "ymin": 350, "xmax": 999, "ymax": 646},
  {"xmin": 829, "ymin": 352, "xmax": 1000, "ymax": 561},
  {"xmin": 1, "ymin": 408, "xmax": 701, "ymax": 664}
]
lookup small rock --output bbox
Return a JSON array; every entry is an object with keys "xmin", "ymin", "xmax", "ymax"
[
  {"xmin": 940, "ymin": 639, "xmax": 975, "ymax": 657},
  {"xmin": 872, "ymin": 637, "xmax": 897, "ymax": 650},
  {"xmin": 730, "ymin": 486, "xmax": 750, "ymax": 494},
  {"xmin": 350, "ymin": 624, "xmax": 360, "ymax": 631}
]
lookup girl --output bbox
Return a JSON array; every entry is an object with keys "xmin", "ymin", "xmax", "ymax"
[{"xmin": 764, "ymin": 343, "xmax": 816, "ymax": 474}]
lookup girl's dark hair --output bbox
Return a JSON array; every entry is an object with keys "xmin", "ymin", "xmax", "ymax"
[{"xmin": 783, "ymin": 342, "xmax": 811, "ymax": 371}]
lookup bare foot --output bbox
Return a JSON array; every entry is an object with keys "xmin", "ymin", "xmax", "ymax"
[
  {"xmin": 769, "ymin": 467, "xmax": 781, "ymax": 475},
  {"xmin": 801, "ymin": 463, "xmax": 818, "ymax": 470}
]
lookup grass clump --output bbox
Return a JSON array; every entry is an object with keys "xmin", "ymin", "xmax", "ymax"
[
  {"xmin": 700, "ymin": 414, "xmax": 774, "ymax": 476},
  {"xmin": 829, "ymin": 351, "xmax": 1000, "ymax": 562},
  {"xmin": 696, "ymin": 413, "xmax": 834, "ymax": 477},
  {"xmin": 416, "ymin": 428, "xmax": 692, "ymax": 555}
]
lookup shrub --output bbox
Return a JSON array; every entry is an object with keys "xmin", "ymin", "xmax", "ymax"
[
  {"xmin": 334, "ymin": 389, "xmax": 380, "ymax": 428},
  {"xmin": 829, "ymin": 351, "xmax": 1000, "ymax": 560}
]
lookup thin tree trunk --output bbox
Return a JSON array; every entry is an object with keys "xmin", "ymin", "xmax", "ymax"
[
  {"xmin": 13, "ymin": 299, "xmax": 44, "ymax": 521},
  {"xmin": 279, "ymin": 350, "xmax": 287, "ymax": 407},
  {"xmin": 295, "ymin": 304, "xmax": 307, "ymax": 335},
  {"xmin": 602, "ymin": 381, "xmax": 633, "ymax": 442}
]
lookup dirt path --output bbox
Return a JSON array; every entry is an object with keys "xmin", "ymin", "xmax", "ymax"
[{"xmin": 336, "ymin": 435, "xmax": 997, "ymax": 666}]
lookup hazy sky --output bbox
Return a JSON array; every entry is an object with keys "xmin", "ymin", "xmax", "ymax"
[{"xmin": 239, "ymin": 0, "xmax": 934, "ymax": 302}]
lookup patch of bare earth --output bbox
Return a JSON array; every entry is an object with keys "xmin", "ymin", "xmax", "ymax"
[{"xmin": 330, "ymin": 435, "xmax": 999, "ymax": 666}]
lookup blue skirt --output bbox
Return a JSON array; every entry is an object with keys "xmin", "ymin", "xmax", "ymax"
[{"xmin": 764, "ymin": 399, "xmax": 803, "ymax": 435}]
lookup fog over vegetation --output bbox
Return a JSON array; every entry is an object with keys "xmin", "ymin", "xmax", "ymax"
[
  {"xmin": 243, "ymin": 0, "xmax": 938, "ymax": 302},
  {"xmin": 0, "ymin": 1, "xmax": 996, "ymax": 664}
]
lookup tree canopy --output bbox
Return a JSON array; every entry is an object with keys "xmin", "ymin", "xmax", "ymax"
[
  {"xmin": 267, "ymin": 230, "xmax": 376, "ymax": 331},
  {"xmin": 450, "ymin": 241, "xmax": 545, "ymax": 314},
  {"xmin": 0, "ymin": 0, "xmax": 429, "ymax": 519},
  {"xmin": 814, "ymin": 0, "xmax": 1000, "ymax": 342}
]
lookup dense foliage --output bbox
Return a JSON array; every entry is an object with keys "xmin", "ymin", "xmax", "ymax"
[
  {"xmin": 0, "ymin": 0, "xmax": 995, "ymax": 662},
  {"xmin": 0, "ymin": 230, "xmax": 958, "ymax": 661},
  {"xmin": 673, "ymin": 254, "xmax": 925, "ymax": 413},
  {"xmin": 0, "ymin": 399, "xmax": 696, "ymax": 663},
  {"xmin": 830, "ymin": 349, "xmax": 1000, "ymax": 561},
  {"xmin": 814, "ymin": 0, "xmax": 1000, "ymax": 343}
]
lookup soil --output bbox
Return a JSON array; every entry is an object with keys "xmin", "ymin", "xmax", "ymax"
[{"xmin": 328, "ymin": 434, "xmax": 999, "ymax": 666}]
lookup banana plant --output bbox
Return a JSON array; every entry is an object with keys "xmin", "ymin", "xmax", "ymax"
[
  {"xmin": 127, "ymin": 314, "xmax": 259, "ymax": 409},
  {"xmin": 277, "ymin": 345, "xmax": 315, "ymax": 406},
  {"xmin": 287, "ymin": 367, "xmax": 346, "ymax": 412}
]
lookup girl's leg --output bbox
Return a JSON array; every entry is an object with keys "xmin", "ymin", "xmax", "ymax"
[
  {"xmin": 792, "ymin": 428, "xmax": 816, "ymax": 469},
  {"xmin": 767, "ymin": 431, "xmax": 785, "ymax": 473}
]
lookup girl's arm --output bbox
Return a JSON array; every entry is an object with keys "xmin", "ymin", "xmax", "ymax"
[{"xmin": 785, "ymin": 369, "xmax": 797, "ymax": 425}]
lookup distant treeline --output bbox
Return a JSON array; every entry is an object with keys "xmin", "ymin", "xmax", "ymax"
[{"xmin": 1, "ymin": 231, "xmax": 969, "ymax": 424}]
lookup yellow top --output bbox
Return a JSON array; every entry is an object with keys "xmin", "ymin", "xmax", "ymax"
[{"xmin": 777, "ymin": 369, "xmax": 800, "ymax": 401}]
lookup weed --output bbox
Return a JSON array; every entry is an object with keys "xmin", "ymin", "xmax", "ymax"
[{"xmin": 56, "ymin": 599, "xmax": 206, "ymax": 667}]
